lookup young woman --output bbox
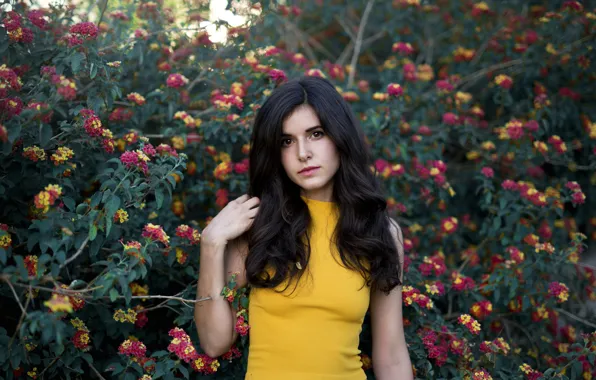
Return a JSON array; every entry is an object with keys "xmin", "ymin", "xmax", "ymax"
[{"xmin": 195, "ymin": 76, "xmax": 413, "ymax": 380}]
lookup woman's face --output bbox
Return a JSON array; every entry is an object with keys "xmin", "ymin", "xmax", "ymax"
[{"xmin": 280, "ymin": 105, "xmax": 340, "ymax": 202}]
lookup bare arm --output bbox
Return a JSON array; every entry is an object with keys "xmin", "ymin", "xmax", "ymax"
[
  {"xmin": 371, "ymin": 218, "xmax": 414, "ymax": 380},
  {"xmin": 193, "ymin": 194, "xmax": 258, "ymax": 358},
  {"xmin": 194, "ymin": 236, "xmax": 248, "ymax": 357}
]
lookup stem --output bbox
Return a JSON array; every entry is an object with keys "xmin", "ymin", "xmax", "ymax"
[{"xmin": 347, "ymin": 0, "xmax": 375, "ymax": 88}]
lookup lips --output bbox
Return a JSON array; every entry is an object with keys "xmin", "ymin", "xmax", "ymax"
[{"xmin": 299, "ymin": 166, "xmax": 320, "ymax": 175}]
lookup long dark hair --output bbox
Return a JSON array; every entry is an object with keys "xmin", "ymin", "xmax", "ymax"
[{"xmin": 246, "ymin": 76, "xmax": 402, "ymax": 294}]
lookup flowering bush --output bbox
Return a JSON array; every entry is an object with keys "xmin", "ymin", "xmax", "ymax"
[{"xmin": 1, "ymin": 0, "xmax": 595, "ymax": 379}]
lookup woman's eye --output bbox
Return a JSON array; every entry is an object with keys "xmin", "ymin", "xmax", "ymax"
[
  {"xmin": 281, "ymin": 139, "xmax": 292, "ymax": 146},
  {"xmin": 312, "ymin": 131, "xmax": 324, "ymax": 138}
]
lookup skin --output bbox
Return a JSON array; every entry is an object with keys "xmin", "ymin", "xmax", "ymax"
[{"xmin": 280, "ymin": 104, "xmax": 340, "ymax": 202}]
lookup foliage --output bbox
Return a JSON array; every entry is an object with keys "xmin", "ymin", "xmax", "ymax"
[{"xmin": 0, "ymin": 0, "xmax": 595, "ymax": 379}]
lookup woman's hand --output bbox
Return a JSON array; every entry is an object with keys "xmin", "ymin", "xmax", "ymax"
[{"xmin": 202, "ymin": 194, "xmax": 260, "ymax": 247}]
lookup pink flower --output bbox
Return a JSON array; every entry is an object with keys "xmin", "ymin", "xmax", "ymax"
[
  {"xmin": 166, "ymin": 73, "xmax": 189, "ymax": 88},
  {"xmin": 501, "ymin": 179, "xmax": 518, "ymax": 190},
  {"xmin": 392, "ymin": 42, "xmax": 414, "ymax": 54},
  {"xmin": 442, "ymin": 112, "xmax": 459, "ymax": 125},
  {"xmin": 481, "ymin": 167, "xmax": 494, "ymax": 178},
  {"xmin": 268, "ymin": 69, "xmax": 287, "ymax": 83},
  {"xmin": 387, "ymin": 83, "xmax": 403, "ymax": 97},
  {"xmin": 69, "ymin": 22, "xmax": 99, "ymax": 39},
  {"xmin": 27, "ymin": 10, "xmax": 48, "ymax": 29}
]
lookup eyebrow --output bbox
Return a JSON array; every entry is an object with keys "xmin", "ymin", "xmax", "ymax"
[{"xmin": 281, "ymin": 125, "xmax": 322, "ymax": 137}]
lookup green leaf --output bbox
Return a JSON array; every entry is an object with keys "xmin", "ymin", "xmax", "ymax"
[
  {"xmin": 89, "ymin": 225, "xmax": 98, "ymax": 241},
  {"xmin": 155, "ymin": 189, "xmax": 164, "ymax": 209},
  {"xmin": 39, "ymin": 124, "xmax": 53, "ymax": 147},
  {"xmin": 71, "ymin": 52, "xmax": 85, "ymax": 74},
  {"xmin": 178, "ymin": 364, "xmax": 189, "ymax": 379},
  {"xmin": 109, "ymin": 288, "xmax": 119, "ymax": 302},
  {"xmin": 90, "ymin": 62, "xmax": 98, "ymax": 79},
  {"xmin": 62, "ymin": 197, "xmax": 76, "ymax": 211}
]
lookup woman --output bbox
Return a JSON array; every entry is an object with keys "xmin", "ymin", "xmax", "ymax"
[{"xmin": 195, "ymin": 76, "xmax": 413, "ymax": 380}]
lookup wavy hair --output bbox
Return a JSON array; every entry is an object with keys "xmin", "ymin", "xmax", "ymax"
[{"xmin": 246, "ymin": 76, "xmax": 402, "ymax": 294}]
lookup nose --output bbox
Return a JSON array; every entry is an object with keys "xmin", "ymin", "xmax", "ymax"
[{"xmin": 297, "ymin": 140, "xmax": 311, "ymax": 162}]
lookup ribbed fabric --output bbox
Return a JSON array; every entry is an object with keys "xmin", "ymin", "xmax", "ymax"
[{"xmin": 246, "ymin": 197, "xmax": 370, "ymax": 380}]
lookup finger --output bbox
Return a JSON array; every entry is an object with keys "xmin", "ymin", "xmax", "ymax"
[
  {"xmin": 245, "ymin": 197, "xmax": 260, "ymax": 209},
  {"xmin": 235, "ymin": 194, "xmax": 250, "ymax": 203},
  {"xmin": 247, "ymin": 206, "xmax": 259, "ymax": 218}
]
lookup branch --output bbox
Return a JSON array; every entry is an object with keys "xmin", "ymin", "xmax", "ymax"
[
  {"xmin": 555, "ymin": 308, "xmax": 596, "ymax": 329},
  {"xmin": 60, "ymin": 235, "xmax": 91, "ymax": 269},
  {"xmin": 96, "ymin": 0, "xmax": 109, "ymax": 27},
  {"xmin": 4, "ymin": 278, "xmax": 27, "ymax": 316},
  {"xmin": 88, "ymin": 362, "xmax": 107, "ymax": 380},
  {"xmin": 347, "ymin": 0, "xmax": 375, "ymax": 88}
]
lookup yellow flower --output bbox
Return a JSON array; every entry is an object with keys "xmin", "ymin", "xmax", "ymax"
[{"xmin": 44, "ymin": 294, "xmax": 73, "ymax": 313}]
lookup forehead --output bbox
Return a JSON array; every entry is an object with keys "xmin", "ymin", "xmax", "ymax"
[{"xmin": 282, "ymin": 105, "xmax": 321, "ymax": 135}]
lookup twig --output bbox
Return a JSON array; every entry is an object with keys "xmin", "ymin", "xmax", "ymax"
[
  {"xmin": 347, "ymin": 0, "xmax": 375, "ymax": 88},
  {"xmin": 8, "ymin": 287, "xmax": 31, "ymax": 349},
  {"xmin": 4, "ymin": 278, "xmax": 27, "ymax": 316},
  {"xmin": 96, "ymin": 0, "xmax": 109, "ymax": 27},
  {"xmin": 60, "ymin": 236, "xmax": 91, "ymax": 269},
  {"xmin": 555, "ymin": 308, "xmax": 596, "ymax": 329},
  {"xmin": 88, "ymin": 362, "xmax": 107, "ymax": 380},
  {"xmin": 36, "ymin": 354, "xmax": 62, "ymax": 378}
]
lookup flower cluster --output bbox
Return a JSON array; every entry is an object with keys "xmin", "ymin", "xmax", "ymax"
[
  {"xmin": 142, "ymin": 224, "xmax": 170, "ymax": 246},
  {"xmin": 441, "ymin": 217, "xmax": 458, "ymax": 234},
  {"xmin": 480, "ymin": 337, "xmax": 511, "ymax": 355},
  {"xmin": 213, "ymin": 161, "xmax": 232, "ymax": 180},
  {"xmin": 41, "ymin": 66, "xmax": 79, "ymax": 101},
  {"xmin": 113, "ymin": 209, "xmax": 129, "ymax": 223},
  {"xmin": 494, "ymin": 74, "xmax": 513, "ymax": 89},
  {"xmin": 122, "ymin": 240, "xmax": 144, "ymax": 262},
  {"xmin": 44, "ymin": 293, "xmax": 73, "ymax": 313},
  {"xmin": 120, "ymin": 150, "xmax": 151, "ymax": 174},
  {"xmin": 548, "ymin": 282, "xmax": 569, "ymax": 303},
  {"xmin": 67, "ymin": 22, "xmax": 99, "ymax": 46},
  {"xmin": 0, "ymin": 64, "xmax": 23, "ymax": 97},
  {"xmin": 23, "ymin": 146, "xmax": 46, "ymax": 162},
  {"xmin": 387, "ymin": 83, "xmax": 404, "ymax": 97},
  {"xmin": 235, "ymin": 308, "xmax": 250, "ymax": 336},
  {"xmin": 470, "ymin": 300, "xmax": 493, "ymax": 320},
  {"xmin": 60, "ymin": 284, "xmax": 85, "ymax": 311},
  {"xmin": 118, "ymin": 339, "xmax": 147, "ymax": 358},
  {"xmin": 109, "ymin": 107, "xmax": 134, "ymax": 122},
  {"xmin": 402, "ymin": 286, "xmax": 434, "ymax": 309},
  {"xmin": 501, "ymin": 180, "xmax": 548, "ymax": 207},
  {"xmin": 0, "ymin": 224, "xmax": 12, "ymax": 249},
  {"xmin": 77, "ymin": 108, "xmax": 115, "ymax": 153},
  {"xmin": 419, "ymin": 253, "xmax": 447, "ymax": 277},
  {"xmin": 3, "ymin": 11, "xmax": 34, "ymax": 44},
  {"xmin": 50, "ymin": 147, "xmax": 75, "ymax": 166},
  {"xmin": 211, "ymin": 92, "xmax": 244, "ymax": 111},
  {"xmin": 26, "ymin": 101, "xmax": 53, "ymax": 123},
  {"xmin": 565, "ymin": 181, "xmax": 586, "ymax": 205},
  {"xmin": 458, "ymin": 314, "xmax": 482, "ymax": 335},
  {"xmin": 34, "ymin": 184, "xmax": 63, "ymax": 213},
  {"xmin": 71, "ymin": 318, "xmax": 91, "ymax": 351},
  {"xmin": 451, "ymin": 272, "xmax": 476, "ymax": 291},
  {"xmin": 174, "ymin": 111, "xmax": 201, "ymax": 128},
  {"xmin": 166, "ymin": 73, "xmax": 189, "ymax": 88},
  {"xmin": 126, "ymin": 92, "xmax": 146, "ymax": 106},
  {"xmin": 113, "ymin": 308, "xmax": 138, "ymax": 323},
  {"xmin": 175, "ymin": 225, "xmax": 201, "ymax": 245},
  {"xmin": 519, "ymin": 363, "xmax": 543, "ymax": 380},
  {"xmin": 24, "ymin": 255, "xmax": 37, "ymax": 276}
]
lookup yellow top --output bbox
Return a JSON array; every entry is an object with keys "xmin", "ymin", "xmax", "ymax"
[{"xmin": 246, "ymin": 197, "xmax": 370, "ymax": 380}]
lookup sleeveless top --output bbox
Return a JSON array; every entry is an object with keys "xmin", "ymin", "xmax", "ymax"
[{"xmin": 246, "ymin": 197, "xmax": 370, "ymax": 380}]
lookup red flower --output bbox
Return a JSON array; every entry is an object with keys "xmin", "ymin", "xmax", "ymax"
[
  {"xmin": 387, "ymin": 83, "xmax": 403, "ymax": 97},
  {"xmin": 69, "ymin": 22, "xmax": 99, "ymax": 39},
  {"xmin": 268, "ymin": 69, "xmax": 287, "ymax": 83},
  {"xmin": 481, "ymin": 167, "xmax": 494, "ymax": 178}
]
